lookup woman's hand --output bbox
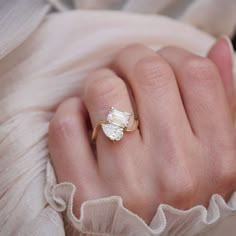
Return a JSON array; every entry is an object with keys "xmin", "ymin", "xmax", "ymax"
[{"xmin": 48, "ymin": 37, "xmax": 236, "ymax": 224}]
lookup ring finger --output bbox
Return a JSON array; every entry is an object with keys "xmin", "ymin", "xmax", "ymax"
[{"xmin": 83, "ymin": 69, "xmax": 141, "ymax": 174}]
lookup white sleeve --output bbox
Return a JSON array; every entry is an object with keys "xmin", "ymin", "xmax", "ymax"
[
  {"xmin": 45, "ymin": 161, "xmax": 236, "ymax": 236},
  {"xmin": 1, "ymin": 2, "xmax": 235, "ymax": 235}
]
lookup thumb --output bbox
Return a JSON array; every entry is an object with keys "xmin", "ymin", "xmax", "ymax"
[{"xmin": 207, "ymin": 36, "xmax": 235, "ymax": 111}]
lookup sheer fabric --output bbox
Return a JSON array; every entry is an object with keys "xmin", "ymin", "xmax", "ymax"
[{"xmin": 0, "ymin": 1, "xmax": 236, "ymax": 235}]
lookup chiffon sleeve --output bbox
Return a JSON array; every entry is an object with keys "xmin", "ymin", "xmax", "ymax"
[
  {"xmin": 1, "ymin": 5, "xmax": 235, "ymax": 236},
  {"xmin": 45, "ymin": 161, "xmax": 236, "ymax": 236}
]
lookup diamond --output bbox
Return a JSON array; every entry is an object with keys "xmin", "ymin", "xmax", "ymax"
[
  {"xmin": 101, "ymin": 123, "xmax": 124, "ymax": 141},
  {"xmin": 107, "ymin": 107, "xmax": 131, "ymax": 128}
]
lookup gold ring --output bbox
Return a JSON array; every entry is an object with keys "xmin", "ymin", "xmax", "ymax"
[{"xmin": 92, "ymin": 107, "xmax": 139, "ymax": 141}]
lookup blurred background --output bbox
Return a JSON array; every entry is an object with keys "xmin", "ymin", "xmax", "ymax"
[{"xmin": 233, "ymin": 34, "xmax": 236, "ymax": 50}]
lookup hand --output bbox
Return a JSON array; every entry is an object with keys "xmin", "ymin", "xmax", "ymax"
[{"xmin": 48, "ymin": 37, "xmax": 236, "ymax": 224}]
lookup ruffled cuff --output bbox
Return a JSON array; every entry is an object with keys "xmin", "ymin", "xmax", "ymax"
[{"xmin": 45, "ymin": 161, "xmax": 236, "ymax": 235}]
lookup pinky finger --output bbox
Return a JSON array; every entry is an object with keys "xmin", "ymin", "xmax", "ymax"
[{"xmin": 48, "ymin": 97, "xmax": 100, "ymax": 216}]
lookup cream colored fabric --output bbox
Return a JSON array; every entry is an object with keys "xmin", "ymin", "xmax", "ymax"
[
  {"xmin": 49, "ymin": 0, "xmax": 236, "ymax": 36},
  {"xmin": 0, "ymin": 0, "xmax": 50, "ymax": 60},
  {"xmin": 0, "ymin": 1, "xmax": 236, "ymax": 236}
]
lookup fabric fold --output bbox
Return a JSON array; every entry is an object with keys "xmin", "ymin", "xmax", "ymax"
[
  {"xmin": 0, "ymin": 0, "xmax": 50, "ymax": 60},
  {"xmin": 1, "ymin": 7, "xmax": 235, "ymax": 236},
  {"xmin": 45, "ymin": 161, "xmax": 236, "ymax": 236}
]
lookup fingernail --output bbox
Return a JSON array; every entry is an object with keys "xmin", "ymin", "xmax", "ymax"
[{"xmin": 219, "ymin": 35, "xmax": 235, "ymax": 64}]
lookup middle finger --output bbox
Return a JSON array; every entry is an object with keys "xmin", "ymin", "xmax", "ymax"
[{"xmin": 113, "ymin": 44, "xmax": 192, "ymax": 142}]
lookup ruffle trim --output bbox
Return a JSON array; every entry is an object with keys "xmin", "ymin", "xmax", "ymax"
[{"xmin": 45, "ymin": 161, "xmax": 236, "ymax": 235}]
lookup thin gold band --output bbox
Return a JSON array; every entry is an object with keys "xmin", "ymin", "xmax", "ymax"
[
  {"xmin": 92, "ymin": 120, "xmax": 107, "ymax": 141},
  {"xmin": 124, "ymin": 119, "xmax": 139, "ymax": 132}
]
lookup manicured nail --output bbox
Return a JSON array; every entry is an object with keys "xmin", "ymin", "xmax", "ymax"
[{"xmin": 220, "ymin": 35, "xmax": 235, "ymax": 64}]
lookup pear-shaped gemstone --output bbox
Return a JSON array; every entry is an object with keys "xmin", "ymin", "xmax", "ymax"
[{"xmin": 101, "ymin": 123, "xmax": 124, "ymax": 141}]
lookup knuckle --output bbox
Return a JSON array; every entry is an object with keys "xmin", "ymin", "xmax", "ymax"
[
  {"xmin": 49, "ymin": 114, "xmax": 77, "ymax": 139},
  {"xmin": 184, "ymin": 57, "xmax": 218, "ymax": 88},
  {"xmin": 49, "ymin": 97, "xmax": 83, "ymax": 140},
  {"xmin": 135, "ymin": 56, "xmax": 174, "ymax": 91},
  {"xmin": 85, "ymin": 72, "xmax": 126, "ymax": 103}
]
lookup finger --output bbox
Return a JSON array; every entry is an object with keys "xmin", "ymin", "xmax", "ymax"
[
  {"xmin": 83, "ymin": 69, "xmax": 141, "ymax": 172},
  {"xmin": 113, "ymin": 44, "xmax": 192, "ymax": 142},
  {"xmin": 158, "ymin": 46, "xmax": 233, "ymax": 139},
  {"xmin": 207, "ymin": 36, "xmax": 235, "ymax": 113},
  {"xmin": 48, "ymin": 97, "xmax": 100, "ymax": 214}
]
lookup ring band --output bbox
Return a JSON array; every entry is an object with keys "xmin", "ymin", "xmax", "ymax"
[{"xmin": 92, "ymin": 107, "xmax": 139, "ymax": 141}]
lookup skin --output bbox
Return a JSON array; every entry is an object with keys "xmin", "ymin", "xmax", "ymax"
[{"xmin": 48, "ymin": 37, "xmax": 236, "ymax": 225}]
